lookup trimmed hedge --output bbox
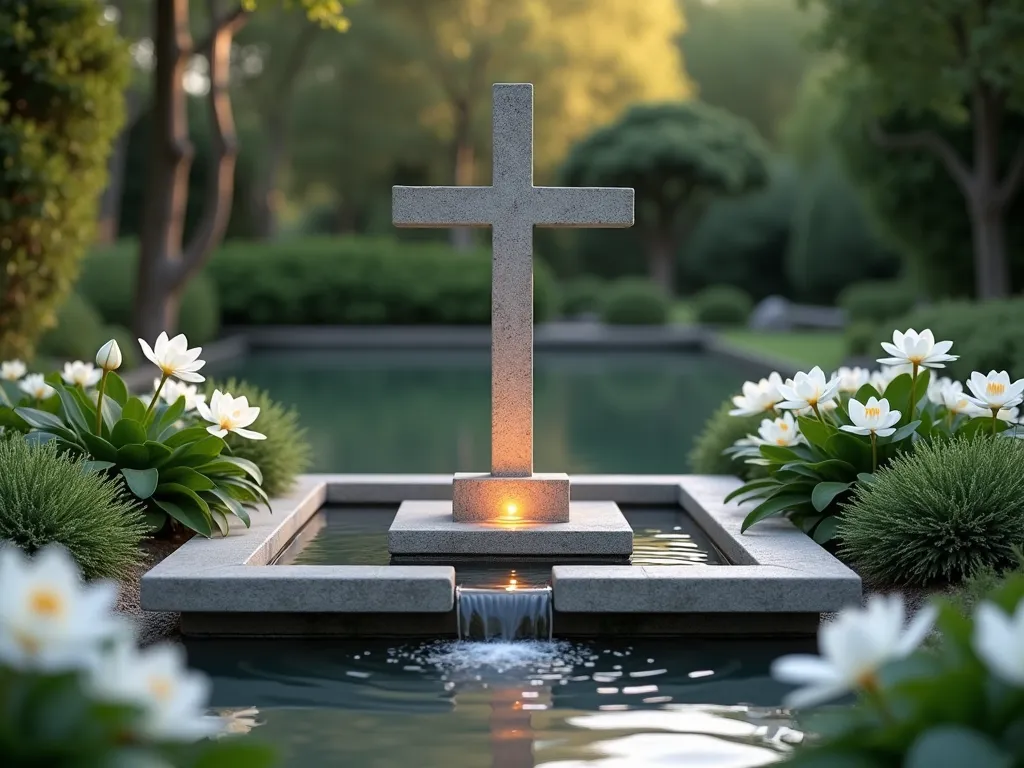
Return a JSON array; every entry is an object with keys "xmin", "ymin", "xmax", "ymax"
[
  {"xmin": 36, "ymin": 292, "xmax": 104, "ymax": 362},
  {"xmin": 77, "ymin": 242, "xmax": 220, "ymax": 344},
  {"xmin": 600, "ymin": 278, "xmax": 669, "ymax": 325},
  {"xmin": 692, "ymin": 285, "xmax": 753, "ymax": 325},
  {"xmin": 688, "ymin": 399, "xmax": 766, "ymax": 479},
  {"xmin": 838, "ymin": 280, "xmax": 918, "ymax": 325},
  {"xmin": 560, "ymin": 276, "xmax": 607, "ymax": 317},
  {"xmin": 207, "ymin": 237, "xmax": 558, "ymax": 325}
]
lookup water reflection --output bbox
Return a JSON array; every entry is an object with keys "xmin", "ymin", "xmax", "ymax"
[{"xmin": 191, "ymin": 638, "xmax": 807, "ymax": 767}]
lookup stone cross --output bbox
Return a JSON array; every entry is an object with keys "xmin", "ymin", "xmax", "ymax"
[{"xmin": 393, "ymin": 84, "xmax": 633, "ymax": 522}]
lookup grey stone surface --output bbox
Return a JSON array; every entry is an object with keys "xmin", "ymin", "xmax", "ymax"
[
  {"xmin": 452, "ymin": 472, "xmax": 570, "ymax": 522},
  {"xmin": 393, "ymin": 83, "xmax": 633, "ymax": 477},
  {"xmin": 388, "ymin": 500, "xmax": 632, "ymax": 556},
  {"xmin": 748, "ymin": 295, "xmax": 846, "ymax": 331},
  {"xmin": 141, "ymin": 476, "xmax": 455, "ymax": 614}
]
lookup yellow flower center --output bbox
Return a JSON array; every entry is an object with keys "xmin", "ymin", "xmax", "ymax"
[
  {"xmin": 14, "ymin": 630, "xmax": 41, "ymax": 655},
  {"xmin": 219, "ymin": 417, "xmax": 235, "ymax": 431},
  {"xmin": 855, "ymin": 669, "xmax": 879, "ymax": 693},
  {"xmin": 864, "ymin": 407, "xmax": 881, "ymax": 420},
  {"xmin": 775, "ymin": 437, "xmax": 788, "ymax": 446},
  {"xmin": 29, "ymin": 588, "xmax": 64, "ymax": 618},
  {"xmin": 779, "ymin": 422, "xmax": 790, "ymax": 431},
  {"xmin": 907, "ymin": 354, "xmax": 925, "ymax": 364},
  {"xmin": 987, "ymin": 381, "xmax": 1006, "ymax": 396},
  {"xmin": 148, "ymin": 676, "xmax": 175, "ymax": 701}
]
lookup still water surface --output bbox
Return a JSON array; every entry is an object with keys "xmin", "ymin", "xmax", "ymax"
[{"xmin": 216, "ymin": 349, "xmax": 756, "ymax": 473}]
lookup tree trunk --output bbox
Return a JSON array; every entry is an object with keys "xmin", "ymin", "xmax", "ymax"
[
  {"xmin": 250, "ymin": 112, "xmax": 287, "ymax": 239},
  {"xmin": 968, "ymin": 196, "xmax": 1010, "ymax": 299},
  {"xmin": 450, "ymin": 98, "xmax": 475, "ymax": 250},
  {"xmin": 134, "ymin": 0, "xmax": 244, "ymax": 341},
  {"xmin": 647, "ymin": 230, "xmax": 676, "ymax": 296},
  {"xmin": 97, "ymin": 91, "xmax": 143, "ymax": 245},
  {"xmin": 135, "ymin": 0, "xmax": 194, "ymax": 342}
]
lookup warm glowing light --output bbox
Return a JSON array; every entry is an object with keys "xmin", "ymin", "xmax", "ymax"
[
  {"xmin": 505, "ymin": 502, "xmax": 518, "ymax": 517},
  {"xmin": 506, "ymin": 577, "xmax": 519, "ymax": 591}
]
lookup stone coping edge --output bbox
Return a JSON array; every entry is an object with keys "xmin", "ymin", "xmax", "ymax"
[{"xmin": 141, "ymin": 474, "xmax": 861, "ymax": 620}]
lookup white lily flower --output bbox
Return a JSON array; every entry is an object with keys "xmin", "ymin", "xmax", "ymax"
[
  {"xmin": 154, "ymin": 378, "xmax": 207, "ymax": 413},
  {"xmin": 878, "ymin": 328, "xmax": 958, "ymax": 370},
  {"xmin": 753, "ymin": 411, "xmax": 802, "ymax": 447},
  {"xmin": 933, "ymin": 380, "xmax": 974, "ymax": 415},
  {"xmin": 95, "ymin": 339, "xmax": 123, "ymax": 372},
  {"xmin": 18, "ymin": 373, "xmax": 55, "ymax": 401},
  {"xmin": 0, "ymin": 545, "xmax": 121, "ymax": 672},
  {"xmin": 776, "ymin": 367, "xmax": 841, "ymax": 413},
  {"xmin": 88, "ymin": 641, "xmax": 222, "ymax": 742},
  {"xmin": 965, "ymin": 370, "xmax": 1024, "ymax": 411},
  {"xmin": 968, "ymin": 405, "xmax": 1021, "ymax": 423},
  {"xmin": 771, "ymin": 594, "xmax": 936, "ymax": 709},
  {"xmin": 60, "ymin": 360, "xmax": 103, "ymax": 388},
  {"xmin": 729, "ymin": 372, "xmax": 784, "ymax": 417},
  {"xmin": 215, "ymin": 707, "xmax": 262, "ymax": 737},
  {"xmin": 139, "ymin": 332, "xmax": 206, "ymax": 383},
  {"xmin": 0, "ymin": 359, "xmax": 26, "ymax": 381},
  {"xmin": 196, "ymin": 390, "xmax": 266, "ymax": 440},
  {"xmin": 973, "ymin": 601, "xmax": 1024, "ymax": 686},
  {"xmin": 841, "ymin": 396, "xmax": 901, "ymax": 437},
  {"xmin": 835, "ymin": 366, "xmax": 871, "ymax": 394}
]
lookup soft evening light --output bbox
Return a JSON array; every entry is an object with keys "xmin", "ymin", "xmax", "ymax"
[{"xmin": 505, "ymin": 502, "xmax": 518, "ymax": 517}]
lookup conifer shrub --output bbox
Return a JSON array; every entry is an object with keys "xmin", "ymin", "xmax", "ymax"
[
  {"xmin": 839, "ymin": 438, "xmax": 1024, "ymax": 587},
  {"xmin": 0, "ymin": 436, "xmax": 145, "ymax": 580},
  {"xmin": 689, "ymin": 399, "xmax": 765, "ymax": 479}
]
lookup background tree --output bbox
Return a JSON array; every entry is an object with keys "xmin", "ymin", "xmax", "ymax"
[
  {"xmin": 134, "ymin": 0, "xmax": 348, "ymax": 342},
  {"xmin": 805, "ymin": 0, "xmax": 1024, "ymax": 299},
  {"xmin": 679, "ymin": 0, "xmax": 820, "ymax": 145},
  {"xmin": 0, "ymin": 0, "xmax": 130, "ymax": 360},
  {"xmin": 561, "ymin": 101, "xmax": 770, "ymax": 296},
  {"xmin": 361, "ymin": 0, "xmax": 690, "ymax": 249}
]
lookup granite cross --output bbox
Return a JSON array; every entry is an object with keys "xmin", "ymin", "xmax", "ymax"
[{"xmin": 393, "ymin": 83, "xmax": 634, "ymax": 479}]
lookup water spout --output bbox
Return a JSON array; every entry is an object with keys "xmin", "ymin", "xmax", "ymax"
[{"xmin": 456, "ymin": 586, "xmax": 553, "ymax": 641}]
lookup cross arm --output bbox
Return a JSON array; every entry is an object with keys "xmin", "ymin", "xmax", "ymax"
[
  {"xmin": 392, "ymin": 186, "xmax": 496, "ymax": 228},
  {"xmin": 529, "ymin": 187, "xmax": 634, "ymax": 228}
]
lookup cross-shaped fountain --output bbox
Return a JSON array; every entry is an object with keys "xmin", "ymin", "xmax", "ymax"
[{"xmin": 392, "ymin": 83, "xmax": 634, "ymax": 524}]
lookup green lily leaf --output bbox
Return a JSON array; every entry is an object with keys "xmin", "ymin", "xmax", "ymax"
[
  {"xmin": 150, "ymin": 396, "xmax": 186, "ymax": 440},
  {"xmin": 741, "ymin": 493, "xmax": 811, "ymax": 532},
  {"xmin": 201, "ymin": 455, "xmax": 263, "ymax": 485},
  {"xmin": 207, "ymin": 487, "xmax": 251, "ymax": 527},
  {"xmin": 852, "ymin": 383, "xmax": 882, "ymax": 404},
  {"xmin": 882, "ymin": 419, "xmax": 922, "ymax": 444},
  {"xmin": 210, "ymin": 507, "xmax": 230, "ymax": 537},
  {"xmin": 15, "ymin": 407, "xmax": 67, "ymax": 431},
  {"xmin": 81, "ymin": 431, "xmax": 118, "ymax": 462},
  {"xmin": 116, "ymin": 443, "xmax": 151, "ymax": 468},
  {"xmin": 811, "ymin": 516, "xmax": 841, "ymax": 544},
  {"xmin": 120, "ymin": 396, "xmax": 148, "ymax": 424},
  {"xmin": 957, "ymin": 416, "xmax": 1010, "ymax": 439},
  {"xmin": 160, "ymin": 466, "xmax": 216, "ymax": 492},
  {"xmin": 54, "ymin": 384, "xmax": 90, "ymax": 435},
  {"xmin": 905, "ymin": 726, "xmax": 1012, "ymax": 768},
  {"xmin": 121, "ymin": 467, "xmax": 159, "ymax": 499},
  {"xmin": 155, "ymin": 498, "xmax": 212, "ymax": 538},
  {"xmin": 104, "ymin": 372, "xmax": 129, "ymax": 406},
  {"xmin": 110, "ymin": 418, "xmax": 148, "ymax": 448},
  {"xmin": 797, "ymin": 415, "xmax": 835, "ymax": 448},
  {"xmin": 141, "ymin": 509, "xmax": 166, "ymax": 533},
  {"xmin": 811, "ymin": 481, "xmax": 853, "ymax": 513},
  {"xmin": 82, "ymin": 460, "xmax": 116, "ymax": 474},
  {"xmin": 724, "ymin": 478, "xmax": 781, "ymax": 503},
  {"xmin": 162, "ymin": 426, "xmax": 211, "ymax": 449}
]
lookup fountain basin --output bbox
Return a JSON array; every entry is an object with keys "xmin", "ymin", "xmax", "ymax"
[{"xmin": 140, "ymin": 474, "xmax": 861, "ymax": 637}]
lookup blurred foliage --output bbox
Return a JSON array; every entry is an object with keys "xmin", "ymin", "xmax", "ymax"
[
  {"xmin": 559, "ymin": 276, "xmax": 607, "ymax": 318},
  {"xmin": 78, "ymin": 243, "xmax": 221, "ymax": 345},
  {"xmin": 0, "ymin": 0, "xmax": 129, "ymax": 359},
  {"xmin": 692, "ymin": 285, "xmax": 753, "ymax": 326},
  {"xmin": 35, "ymin": 293, "xmax": 105, "ymax": 363},
  {"xmin": 562, "ymin": 101, "xmax": 770, "ymax": 293},
  {"xmin": 206, "ymin": 236, "xmax": 558, "ymax": 325},
  {"xmin": 838, "ymin": 279, "xmax": 920, "ymax": 325},
  {"xmin": 600, "ymin": 278, "xmax": 670, "ymax": 325},
  {"xmin": 689, "ymin": 399, "xmax": 765, "ymax": 479},
  {"xmin": 683, "ymin": 160, "xmax": 797, "ymax": 300},
  {"xmin": 889, "ymin": 299, "xmax": 1024, "ymax": 382},
  {"xmin": 680, "ymin": 0, "xmax": 820, "ymax": 144}
]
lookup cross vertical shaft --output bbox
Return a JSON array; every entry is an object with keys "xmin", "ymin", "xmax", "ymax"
[{"xmin": 490, "ymin": 84, "xmax": 535, "ymax": 477}]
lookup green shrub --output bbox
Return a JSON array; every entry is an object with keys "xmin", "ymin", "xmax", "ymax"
[
  {"xmin": 688, "ymin": 399, "xmax": 766, "ymax": 479},
  {"xmin": 0, "ymin": 435, "xmax": 145, "ymax": 580},
  {"xmin": 35, "ymin": 292, "xmax": 104, "ymax": 362},
  {"xmin": 77, "ymin": 242, "xmax": 220, "ymax": 344},
  {"xmin": 839, "ymin": 438, "xmax": 1024, "ymax": 587},
  {"xmin": 952, "ymin": 550, "xmax": 1024, "ymax": 618},
  {"xmin": 844, "ymin": 320, "xmax": 879, "ymax": 356},
  {"xmin": 837, "ymin": 279, "xmax": 918, "ymax": 324},
  {"xmin": 203, "ymin": 378, "xmax": 311, "ymax": 497},
  {"xmin": 561, "ymin": 276, "xmax": 607, "ymax": 317},
  {"xmin": 600, "ymin": 278, "xmax": 670, "ymax": 325},
  {"xmin": 0, "ymin": 0, "xmax": 130, "ymax": 359},
  {"xmin": 692, "ymin": 285, "xmax": 753, "ymax": 325},
  {"xmin": 207, "ymin": 237, "xmax": 558, "ymax": 326},
  {"xmin": 889, "ymin": 299, "xmax": 1024, "ymax": 382}
]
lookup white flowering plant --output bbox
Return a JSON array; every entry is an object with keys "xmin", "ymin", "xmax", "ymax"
[
  {"xmin": 776, "ymin": 578, "xmax": 1024, "ymax": 766},
  {"xmin": 1, "ymin": 334, "xmax": 271, "ymax": 538},
  {"xmin": 724, "ymin": 330, "xmax": 1024, "ymax": 544},
  {"xmin": 0, "ymin": 544, "xmax": 275, "ymax": 767}
]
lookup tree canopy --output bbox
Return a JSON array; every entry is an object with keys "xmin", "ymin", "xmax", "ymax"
[{"xmin": 561, "ymin": 101, "xmax": 770, "ymax": 294}]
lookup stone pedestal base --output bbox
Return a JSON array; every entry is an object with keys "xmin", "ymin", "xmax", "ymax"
[
  {"xmin": 452, "ymin": 472, "xmax": 570, "ymax": 523},
  {"xmin": 388, "ymin": 500, "xmax": 633, "ymax": 557}
]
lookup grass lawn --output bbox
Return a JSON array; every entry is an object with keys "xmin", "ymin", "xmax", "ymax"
[{"xmin": 718, "ymin": 329, "xmax": 848, "ymax": 372}]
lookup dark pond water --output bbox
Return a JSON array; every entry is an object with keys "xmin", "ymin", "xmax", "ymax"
[
  {"xmin": 214, "ymin": 349, "xmax": 755, "ymax": 474},
  {"xmin": 192, "ymin": 636, "xmax": 809, "ymax": 767}
]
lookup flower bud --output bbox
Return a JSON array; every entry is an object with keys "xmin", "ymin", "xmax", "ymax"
[{"xmin": 96, "ymin": 339, "xmax": 123, "ymax": 372}]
